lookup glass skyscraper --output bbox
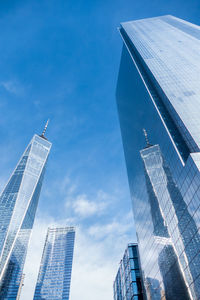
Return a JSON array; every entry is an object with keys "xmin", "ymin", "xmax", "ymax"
[
  {"xmin": 116, "ymin": 15, "xmax": 200, "ymax": 299},
  {"xmin": 0, "ymin": 129, "xmax": 51, "ymax": 299},
  {"xmin": 33, "ymin": 227, "xmax": 75, "ymax": 300},
  {"xmin": 113, "ymin": 244, "xmax": 144, "ymax": 300}
]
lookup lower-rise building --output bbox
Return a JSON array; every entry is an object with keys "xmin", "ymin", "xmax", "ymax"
[
  {"xmin": 113, "ymin": 244, "xmax": 144, "ymax": 300},
  {"xmin": 33, "ymin": 227, "xmax": 75, "ymax": 300}
]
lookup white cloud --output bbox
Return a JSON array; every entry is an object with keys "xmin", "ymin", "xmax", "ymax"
[
  {"xmin": 88, "ymin": 219, "xmax": 133, "ymax": 240},
  {"xmin": 20, "ymin": 176, "xmax": 135, "ymax": 300},
  {"xmin": 72, "ymin": 194, "xmax": 107, "ymax": 217},
  {"xmin": 70, "ymin": 214, "xmax": 136, "ymax": 300},
  {"xmin": 61, "ymin": 177, "xmax": 112, "ymax": 218}
]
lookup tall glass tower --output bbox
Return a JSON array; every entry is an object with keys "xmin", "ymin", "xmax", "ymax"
[
  {"xmin": 116, "ymin": 16, "xmax": 200, "ymax": 299},
  {"xmin": 0, "ymin": 125, "xmax": 51, "ymax": 299},
  {"xmin": 113, "ymin": 244, "xmax": 144, "ymax": 300},
  {"xmin": 33, "ymin": 227, "xmax": 75, "ymax": 300}
]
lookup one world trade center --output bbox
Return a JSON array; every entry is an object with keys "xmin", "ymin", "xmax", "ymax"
[{"xmin": 0, "ymin": 123, "xmax": 51, "ymax": 299}]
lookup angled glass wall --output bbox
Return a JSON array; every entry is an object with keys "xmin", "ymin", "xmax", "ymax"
[
  {"xmin": 116, "ymin": 15, "xmax": 200, "ymax": 300},
  {"xmin": 0, "ymin": 133, "xmax": 51, "ymax": 299},
  {"xmin": 33, "ymin": 227, "xmax": 75, "ymax": 300}
]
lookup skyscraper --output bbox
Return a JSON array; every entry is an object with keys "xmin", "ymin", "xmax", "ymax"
[
  {"xmin": 140, "ymin": 142, "xmax": 195, "ymax": 300},
  {"xmin": 116, "ymin": 15, "xmax": 200, "ymax": 299},
  {"xmin": 0, "ymin": 125, "xmax": 51, "ymax": 299},
  {"xmin": 33, "ymin": 227, "xmax": 75, "ymax": 300},
  {"xmin": 113, "ymin": 244, "xmax": 144, "ymax": 300}
]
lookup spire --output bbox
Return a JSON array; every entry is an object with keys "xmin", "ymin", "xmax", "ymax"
[
  {"xmin": 40, "ymin": 120, "xmax": 49, "ymax": 139},
  {"xmin": 143, "ymin": 128, "xmax": 152, "ymax": 148}
]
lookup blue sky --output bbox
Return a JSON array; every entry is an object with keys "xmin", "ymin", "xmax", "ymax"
[{"xmin": 0, "ymin": 0, "xmax": 199, "ymax": 299}]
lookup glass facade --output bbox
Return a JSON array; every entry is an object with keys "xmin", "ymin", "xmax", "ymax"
[
  {"xmin": 0, "ymin": 134, "xmax": 51, "ymax": 299},
  {"xmin": 116, "ymin": 15, "xmax": 200, "ymax": 300},
  {"xmin": 113, "ymin": 244, "xmax": 144, "ymax": 300},
  {"xmin": 33, "ymin": 227, "xmax": 75, "ymax": 300}
]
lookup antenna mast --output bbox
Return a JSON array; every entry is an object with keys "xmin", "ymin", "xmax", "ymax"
[
  {"xmin": 143, "ymin": 128, "xmax": 151, "ymax": 148},
  {"xmin": 40, "ymin": 119, "xmax": 49, "ymax": 139}
]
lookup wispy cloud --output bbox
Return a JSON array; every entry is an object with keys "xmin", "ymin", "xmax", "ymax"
[
  {"xmin": 88, "ymin": 218, "xmax": 133, "ymax": 240},
  {"xmin": 72, "ymin": 193, "xmax": 107, "ymax": 217},
  {"xmin": 20, "ymin": 174, "xmax": 134, "ymax": 299},
  {"xmin": 0, "ymin": 80, "xmax": 25, "ymax": 96},
  {"xmin": 59, "ymin": 175, "xmax": 113, "ymax": 219}
]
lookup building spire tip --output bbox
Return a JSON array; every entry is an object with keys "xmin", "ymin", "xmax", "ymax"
[
  {"xmin": 40, "ymin": 119, "xmax": 49, "ymax": 139},
  {"xmin": 143, "ymin": 128, "xmax": 152, "ymax": 148}
]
